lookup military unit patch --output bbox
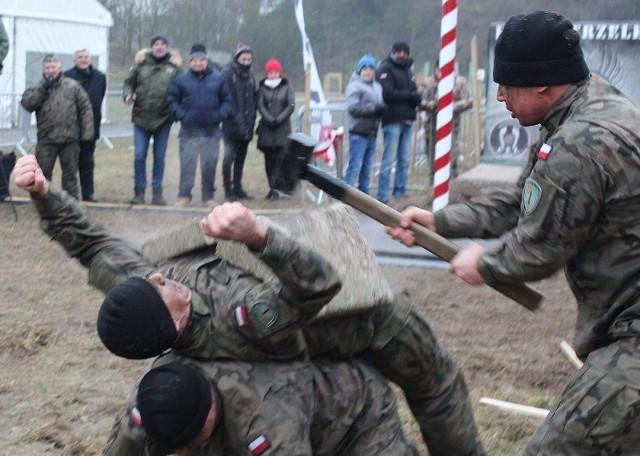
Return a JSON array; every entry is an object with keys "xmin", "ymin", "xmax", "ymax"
[
  {"xmin": 522, "ymin": 177, "xmax": 543, "ymax": 216},
  {"xmin": 250, "ymin": 300, "xmax": 279, "ymax": 328},
  {"xmin": 537, "ymin": 143, "xmax": 552, "ymax": 160}
]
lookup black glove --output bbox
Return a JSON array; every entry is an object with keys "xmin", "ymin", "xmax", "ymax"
[
  {"xmin": 268, "ymin": 119, "xmax": 279, "ymax": 129},
  {"xmin": 410, "ymin": 91, "xmax": 422, "ymax": 106},
  {"xmin": 43, "ymin": 78, "xmax": 55, "ymax": 90}
]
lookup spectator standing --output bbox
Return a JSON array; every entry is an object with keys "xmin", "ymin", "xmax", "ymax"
[
  {"xmin": 221, "ymin": 43, "xmax": 257, "ymax": 201},
  {"xmin": 256, "ymin": 58, "xmax": 295, "ymax": 200},
  {"xmin": 167, "ymin": 44, "xmax": 232, "ymax": 208},
  {"xmin": 420, "ymin": 59, "xmax": 472, "ymax": 175},
  {"xmin": 123, "ymin": 35, "xmax": 181, "ymax": 206},
  {"xmin": 64, "ymin": 49, "xmax": 107, "ymax": 202},
  {"xmin": 343, "ymin": 54, "xmax": 385, "ymax": 195},
  {"xmin": 375, "ymin": 41, "xmax": 422, "ymax": 204},
  {"xmin": 21, "ymin": 53, "xmax": 93, "ymax": 199},
  {"xmin": 388, "ymin": 10, "xmax": 640, "ymax": 455}
]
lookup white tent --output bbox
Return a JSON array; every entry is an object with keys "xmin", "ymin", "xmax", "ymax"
[{"xmin": 0, "ymin": 0, "xmax": 112, "ymax": 128}]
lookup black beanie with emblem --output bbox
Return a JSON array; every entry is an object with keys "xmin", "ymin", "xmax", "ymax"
[
  {"xmin": 137, "ymin": 362, "xmax": 213, "ymax": 449},
  {"xmin": 97, "ymin": 276, "xmax": 177, "ymax": 359},
  {"xmin": 493, "ymin": 10, "xmax": 589, "ymax": 87}
]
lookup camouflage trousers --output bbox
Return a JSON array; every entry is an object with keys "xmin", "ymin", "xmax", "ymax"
[
  {"xmin": 526, "ymin": 337, "xmax": 640, "ymax": 455},
  {"xmin": 35, "ymin": 141, "xmax": 80, "ymax": 199}
]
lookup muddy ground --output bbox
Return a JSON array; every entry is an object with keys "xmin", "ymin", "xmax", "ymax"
[{"xmin": 0, "ymin": 202, "xmax": 577, "ymax": 456}]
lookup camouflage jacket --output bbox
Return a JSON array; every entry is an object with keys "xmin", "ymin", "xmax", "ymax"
[
  {"xmin": 434, "ymin": 74, "xmax": 640, "ymax": 358},
  {"xmin": 21, "ymin": 75, "xmax": 94, "ymax": 144},
  {"xmin": 103, "ymin": 353, "xmax": 415, "ymax": 455},
  {"xmin": 419, "ymin": 74, "xmax": 472, "ymax": 115},
  {"xmin": 33, "ymin": 188, "xmax": 342, "ymax": 361},
  {"xmin": 123, "ymin": 49, "xmax": 182, "ymax": 131}
]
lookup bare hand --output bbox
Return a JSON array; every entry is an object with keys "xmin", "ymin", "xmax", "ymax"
[
  {"xmin": 385, "ymin": 206, "xmax": 435, "ymax": 247},
  {"xmin": 450, "ymin": 242, "xmax": 487, "ymax": 285},
  {"xmin": 13, "ymin": 155, "xmax": 49, "ymax": 198},
  {"xmin": 200, "ymin": 202, "xmax": 268, "ymax": 251}
]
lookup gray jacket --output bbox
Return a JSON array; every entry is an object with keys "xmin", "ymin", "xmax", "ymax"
[{"xmin": 344, "ymin": 72, "xmax": 384, "ymax": 137}]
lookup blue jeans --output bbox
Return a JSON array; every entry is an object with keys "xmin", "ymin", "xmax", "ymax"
[
  {"xmin": 133, "ymin": 122, "xmax": 172, "ymax": 189},
  {"xmin": 344, "ymin": 133, "xmax": 377, "ymax": 194},
  {"xmin": 377, "ymin": 122, "xmax": 413, "ymax": 202}
]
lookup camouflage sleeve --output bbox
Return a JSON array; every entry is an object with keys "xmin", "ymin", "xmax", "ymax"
[
  {"xmin": 21, "ymin": 83, "xmax": 48, "ymax": 112},
  {"xmin": 478, "ymin": 131, "xmax": 605, "ymax": 284},
  {"xmin": 256, "ymin": 226, "xmax": 342, "ymax": 318},
  {"xmin": 0, "ymin": 18, "xmax": 9, "ymax": 66},
  {"xmin": 32, "ymin": 187, "xmax": 154, "ymax": 293},
  {"xmin": 102, "ymin": 403, "xmax": 165, "ymax": 456},
  {"xmin": 434, "ymin": 136, "xmax": 540, "ymax": 239},
  {"xmin": 77, "ymin": 86, "xmax": 95, "ymax": 141}
]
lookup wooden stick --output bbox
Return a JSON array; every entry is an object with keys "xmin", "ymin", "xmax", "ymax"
[
  {"xmin": 479, "ymin": 397, "xmax": 549, "ymax": 418},
  {"xmin": 560, "ymin": 340, "xmax": 584, "ymax": 370}
]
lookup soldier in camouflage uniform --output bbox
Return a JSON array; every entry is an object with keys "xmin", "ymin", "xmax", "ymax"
[
  {"xmin": 13, "ymin": 154, "xmax": 485, "ymax": 456},
  {"xmin": 389, "ymin": 11, "xmax": 640, "ymax": 455},
  {"xmin": 103, "ymin": 352, "xmax": 418, "ymax": 455},
  {"xmin": 420, "ymin": 59, "xmax": 472, "ymax": 175},
  {"xmin": 21, "ymin": 53, "xmax": 94, "ymax": 199}
]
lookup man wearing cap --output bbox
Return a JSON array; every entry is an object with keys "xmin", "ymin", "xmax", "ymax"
[
  {"xmin": 167, "ymin": 44, "xmax": 232, "ymax": 208},
  {"xmin": 21, "ymin": 53, "xmax": 94, "ymax": 200},
  {"xmin": 220, "ymin": 43, "xmax": 257, "ymax": 201},
  {"xmin": 103, "ymin": 354, "xmax": 418, "ymax": 455},
  {"xmin": 123, "ymin": 35, "xmax": 182, "ymax": 206},
  {"xmin": 388, "ymin": 10, "xmax": 640, "ymax": 455},
  {"xmin": 375, "ymin": 41, "xmax": 422, "ymax": 204},
  {"xmin": 343, "ymin": 53, "xmax": 385, "ymax": 195},
  {"xmin": 13, "ymin": 152, "xmax": 485, "ymax": 456}
]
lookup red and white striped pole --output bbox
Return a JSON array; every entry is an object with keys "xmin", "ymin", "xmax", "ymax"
[{"xmin": 432, "ymin": 0, "xmax": 458, "ymax": 211}]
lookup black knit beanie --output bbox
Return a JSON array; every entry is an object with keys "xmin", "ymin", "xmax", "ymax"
[
  {"xmin": 137, "ymin": 362, "xmax": 213, "ymax": 449},
  {"xmin": 97, "ymin": 277, "xmax": 177, "ymax": 359},
  {"xmin": 391, "ymin": 41, "xmax": 410, "ymax": 55},
  {"xmin": 493, "ymin": 11, "xmax": 589, "ymax": 87},
  {"xmin": 150, "ymin": 35, "xmax": 168, "ymax": 47}
]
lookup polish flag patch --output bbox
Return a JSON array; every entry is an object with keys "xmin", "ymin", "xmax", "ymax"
[
  {"xmin": 537, "ymin": 143, "xmax": 552, "ymax": 160},
  {"xmin": 130, "ymin": 407, "xmax": 142, "ymax": 427},
  {"xmin": 248, "ymin": 434, "xmax": 271, "ymax": 455},
  {"xmin": 235, "ymin": 306, "xmax": 249, "ymax": 327}
]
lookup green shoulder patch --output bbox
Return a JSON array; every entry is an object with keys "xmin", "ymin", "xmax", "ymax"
[
  {"xmin": 250, "ymin": 300, "xmax": 279, "ymax": 328},
  {"xmin": 522, "ymin": 177, "xmax": 543, "ymax": 216}
]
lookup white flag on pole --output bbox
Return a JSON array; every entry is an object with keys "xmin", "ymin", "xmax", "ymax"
[{"xmin": 294, "ymin": 0, "xmax": 335, "ymax": 166}]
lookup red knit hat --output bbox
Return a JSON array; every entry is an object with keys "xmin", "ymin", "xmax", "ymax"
[{"xmin": 265, "ymin": 58, "xmax": 282, "ymax": 75}]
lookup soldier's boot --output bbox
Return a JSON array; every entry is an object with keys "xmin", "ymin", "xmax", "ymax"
[
  {"xmin": 130, "ymin": 187, "xmax": 145, "ymax": 205},
  {"xmin": 151, "ymin": 186, "xmax": 166, "ymax": 206}
]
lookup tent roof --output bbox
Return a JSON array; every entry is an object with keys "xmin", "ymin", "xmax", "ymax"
[{"xmin": 0, "ymin": 0, "xmax": 113, "ymax": 27}]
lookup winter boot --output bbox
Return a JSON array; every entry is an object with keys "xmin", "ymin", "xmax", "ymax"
[
  {"xmin": 151, "ymin": 186, "xmax": 166, "ymax": 206},
  {"xmin": 130, "ymin": 187, "xmax": 145, "ymax": 205}
]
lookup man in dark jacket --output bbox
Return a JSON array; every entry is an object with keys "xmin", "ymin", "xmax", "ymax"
[
  {"xmin": 375, "ymin": 41, "xmax": 422, "ymax": 203},
  {"xmin": 167, "ymin": 44, "xmax": 232, "ymax": 208},
  {"xmin": 64, "ymin": 49, "xmax": 107, "ymax": 202},
  {"xmin": 21, "ymin": 53, "xmax": 94, "ymax": 199},
  {"xmin": 123, "ymin": 35, "xmax": 182, "ymax": 206},
  {"xmin": 221, "ymin": 43, "xmax": 257, "ymax": 201}
]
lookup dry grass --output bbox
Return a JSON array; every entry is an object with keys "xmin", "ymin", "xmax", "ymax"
[{"xmin": 0, "ymin": 136, "xmax": 576, "ymax": 455}]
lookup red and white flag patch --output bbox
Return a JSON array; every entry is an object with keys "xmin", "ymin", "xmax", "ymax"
[
  {"xmin": 130, "ymin": 406, "xmax": 142, "ymax": 427},
  {"xmin": 248, "ymin": 434, "xmax": 271, "ymax": 455},
  {"xmin": 235, "ymin": 306, "xmax": 249, "ymax": 327},
  {"xmin": 537, "ymin": 143, "xmax": 552, "ymax": 160}
]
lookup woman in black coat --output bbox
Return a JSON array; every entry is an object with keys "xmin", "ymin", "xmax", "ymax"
[{"xmin": 256, "ymin": 58, "xmax": 295, "ymax": 200}]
